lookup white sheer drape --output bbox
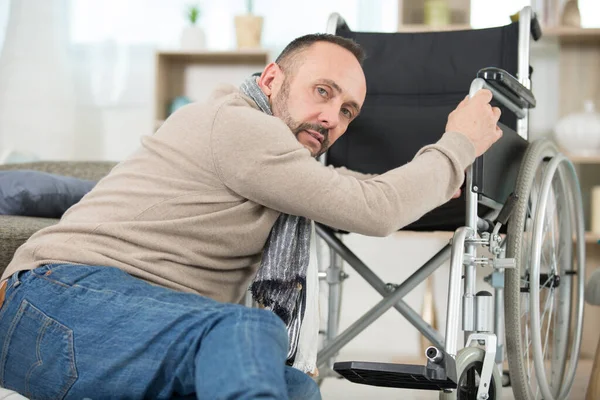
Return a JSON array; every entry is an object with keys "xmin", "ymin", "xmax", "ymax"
[{"xmin": 0, "ymin": 0, "xmax": 76, "ymax": 162}]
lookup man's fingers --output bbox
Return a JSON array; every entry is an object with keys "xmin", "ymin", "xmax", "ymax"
[
  {"xmin": 492, "ymin": 107, "xmax": 502, "ymax": 122},
  {"xmin": 495, "ymin": 125, "xmax": 503, "ymax": 139},
  {"xmin": 492, "ymin": 106, "xmax": 501, "ymax": 121},
  {"xmin": 472, "ymin": 89, "xmax": 493, "ymax": 103},
  {"xmin": 456, "ymin": 95, "xmax": 469, "ymax": 110},
  {"xmin": 452, "ymin": 188, "xmax": 462, "ymax": 199}
]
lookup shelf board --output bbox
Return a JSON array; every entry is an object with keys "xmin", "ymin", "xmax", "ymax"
[
  {"xmin": 397, "ymin": 24, "xmax": 472, "ymax": 33},
  {"xmin": 585, "ymin": 231, "xmax": 600, "ymax": 244},
  {"xmin": 156, "ymin": 49, "xmax": 269, "ymax": 64},
  {"xmin": 561, "ymin": 151, "xmax": 600, "ymax": 164},
  {"xmin": 543, "ymin": 27, "xmax": 600, "ymax": 44}
]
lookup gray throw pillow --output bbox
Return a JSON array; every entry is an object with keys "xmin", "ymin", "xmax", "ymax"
[{"xmin": 0, "ymin": 170, "xmax": 96, "ymax": 218}]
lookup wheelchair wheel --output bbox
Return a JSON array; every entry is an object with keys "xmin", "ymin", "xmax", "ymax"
[
  {"xmin": 504, "ymin": 139, "xmax": 585, "ymax": 400},
  {"xmin": 439, "ymin": 347, "xmax": 502, "ymax": 400}
]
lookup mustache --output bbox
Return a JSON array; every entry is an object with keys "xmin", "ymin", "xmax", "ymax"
[{"xmin": 293, "ymin": 123, "xmax": 329, "ymax": 141}]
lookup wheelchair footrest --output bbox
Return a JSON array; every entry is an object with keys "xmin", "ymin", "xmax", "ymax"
[{"xmin": 334, "ymin": 354, "xmax": 457, "ymax": 391}]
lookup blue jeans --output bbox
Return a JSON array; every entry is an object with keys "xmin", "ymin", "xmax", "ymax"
[{"xmin": 0, "ymin": 264, "xmax": 321, "ymax": 400}]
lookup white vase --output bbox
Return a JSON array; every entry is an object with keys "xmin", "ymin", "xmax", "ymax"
[
  {"xmin": 180, "ymin": 27, "xmax": 206, "ymax": 50},
  {"xmin": 554, "ymin": 100, "xmax": 600, "ymax": 155}
]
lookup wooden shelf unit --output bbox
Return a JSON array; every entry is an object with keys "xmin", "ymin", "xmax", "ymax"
[
  {"xmin": 544, "ymin": 27, "xmax": 600, "ymax": 44},
  {"xmin": 550, "ymin": 27, "xmax": 600, "ymax": 360},
  {"xmin": 563, "ymin": 152, "xmax": 600, "ymax": 164},
  {"xmin": 154, "ymin": 49, "xmax": 270, "ymax": 125},
  {"xmin": 397, "ymin": 24, "xmax": 472, "ymax": 33},
  {"xmin": 585, "ymin": 231, "xmax": 600, "ymax": 244}
]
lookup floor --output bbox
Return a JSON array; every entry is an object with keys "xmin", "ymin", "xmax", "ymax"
[
  {"xmin": 0, "ymin": 360, "xmax": 592, "ymax": 399},
  {"xmin": 319, "ymin": 359, "xmax": 593, "ymax": 399}
]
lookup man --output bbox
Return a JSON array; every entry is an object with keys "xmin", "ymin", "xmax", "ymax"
[{"xmin": 0, "ymin": 34, "xmax": 501, "ymax": 399}]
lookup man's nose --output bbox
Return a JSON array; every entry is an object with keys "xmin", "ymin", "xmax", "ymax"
[{"xmin": 318, "ymin": 104, "xmax": 340, "ymax": 130}]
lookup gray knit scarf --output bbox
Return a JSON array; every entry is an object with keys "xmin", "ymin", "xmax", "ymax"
[{"xmin": 240, "ymin": 75, "xmax": 312, "ymax": 362}]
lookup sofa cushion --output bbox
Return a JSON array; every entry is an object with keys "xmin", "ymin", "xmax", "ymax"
[
  {"xmin": 0, "ymin": 215, "xmax": 58, "ymax": 273},
  {"xmin": 0, "ymin": 161, "xmax": 117, "ymax": 181},
  {"xmin": 0, "ymin": 170, "xmax": 95, "ymax": 218}
]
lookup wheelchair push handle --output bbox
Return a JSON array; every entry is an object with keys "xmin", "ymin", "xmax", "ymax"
[
  {"xmin": 511, "ymin": 9, "xmax": 543, "ymax": 41},
  {"xmin": 530, "ymin": 15, "xmax": 542, "ymax": 41},
  {"xmin": 468, "ymin": 67, "xmax": 536, "ymax": 120},
  {"xmin": 477, "ymin": 67, "xmax": 536, "ymax": 109}
]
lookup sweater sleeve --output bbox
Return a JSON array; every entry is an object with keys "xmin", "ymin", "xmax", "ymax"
[
  {"xmin": 211, "ymin": 98, "xmax": 475, "ymax": 237},
  {"xmin": 331, "ymin": 166, "xmax": 377, "ymax": 180}
]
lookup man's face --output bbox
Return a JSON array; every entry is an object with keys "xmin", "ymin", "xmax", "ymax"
[{"xmin": 267, "ymin": 42, "xmax": 366, "ymax": 157}]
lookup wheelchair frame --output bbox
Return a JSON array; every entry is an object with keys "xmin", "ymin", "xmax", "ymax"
[{"xmin": 316, "ymin": 6, "xmax": 585, "ymax": 399}]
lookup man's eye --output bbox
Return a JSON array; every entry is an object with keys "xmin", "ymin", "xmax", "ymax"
[
  {"xmin": 341, "ymin": 108, "xmax": 352, "ymax": 118},
  {"xmin": 317, "ymin": 87, "xmax": 328, "ymax": 97}
]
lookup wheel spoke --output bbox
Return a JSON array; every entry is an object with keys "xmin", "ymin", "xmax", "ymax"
[
  {"xmin": 526, "ymin": 321, "xmax": 532, "ymax": 381},
  {"xmin": 542, "ymin": 290, "xmax": 555, "ymax": 363},
  {"xmin": 539, "ymin": 286, "xmax": 554, "ymax": 324}
]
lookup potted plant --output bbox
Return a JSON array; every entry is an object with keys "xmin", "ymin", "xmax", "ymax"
[
  {"xmin": 235, "ymin": 0, "xmax": 263, "ymax": 49},
  {"xmin": 180, "ymin": 4, "xmax": 206, "ymax": 50}
]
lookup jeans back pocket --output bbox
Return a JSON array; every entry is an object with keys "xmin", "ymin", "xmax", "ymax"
[{"xmin": 0, "ymin": 299, "xmax": 77, "ymax": 400}]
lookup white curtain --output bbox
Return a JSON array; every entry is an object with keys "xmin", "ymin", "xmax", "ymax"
[{"xmin": 0, "ymin": 0, "xmax": 76, "ymax": 162}]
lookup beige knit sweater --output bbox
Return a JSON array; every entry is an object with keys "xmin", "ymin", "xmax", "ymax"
[{"xmin": 3, "ymin": 85, "xmax": 475, "ymax": 303}]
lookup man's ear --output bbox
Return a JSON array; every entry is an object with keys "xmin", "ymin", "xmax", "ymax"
[{"xmin": 257, "ymin": 62, "xmax": 282, "ymax": 97}]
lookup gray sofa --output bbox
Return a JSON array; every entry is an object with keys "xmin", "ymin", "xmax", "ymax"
[{"xmin": 0, "ymin": 161, "xmax": 117, "ymax": 276}]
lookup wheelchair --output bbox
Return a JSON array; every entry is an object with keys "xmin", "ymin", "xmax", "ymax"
[{"xmin": 315, "ymin": 6, "xmax": 586, "ymax": 400}]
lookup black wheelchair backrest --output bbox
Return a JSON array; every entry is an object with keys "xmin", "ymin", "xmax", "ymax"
[{"xmin": 328, "ymin": 22, "xmax": 528, "ymax": 231}]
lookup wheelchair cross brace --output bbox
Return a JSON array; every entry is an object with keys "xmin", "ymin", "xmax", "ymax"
[
  {"xmin": 325, "ymin": 163, "xmax": 518, "ymax": 392},
  {"xmin": 324, "ymin": 214, "xmax": 512, "ymax": 393}
]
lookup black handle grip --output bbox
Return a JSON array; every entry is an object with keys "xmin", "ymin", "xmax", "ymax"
[{"xmin": 531, "ymin": 13, "xmax": 542, "ymax": 41}]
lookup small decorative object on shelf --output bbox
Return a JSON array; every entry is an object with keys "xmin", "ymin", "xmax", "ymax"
[
  {"xmin": 180, "ymin": 4, "xmax": 206, "ymax": 50},
  {"xmin": 561, "ymin": 0, "xmax": 581, "ymax": 28},
  {"xmin": 424, "ymin": 0, "xmax": 450, "ymax": 28},
  {"xmin": 235, "ymin": 0, "xmax": 263, "ymax": 49},
  {"xmin": 169, "ymin": 96, "xmax": 193, "ymax": 117},
  {"xmin": 554, "ymin": 100, "xmax": 600, "ymax": 156},
  {"xmin": 592, "ymin": 186, "xmax": 600, "ymax": 234}
]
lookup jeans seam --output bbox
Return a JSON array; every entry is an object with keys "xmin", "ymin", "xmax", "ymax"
[
  {"xmin": 32, "ymin": 273, "xmax": 229, "ymax": 315},
  {"xmin": 55, "ymin": 330, "xmax": 77, "ymax": 400},
  {"xmin": 25, "ymin": 321, "xmax": 45, "ymax": 399},
  {"xmin": 6, "ymin": 299, "xmax": 78, "ymax": 400},
  {"xmin": 37, "ymin": 308, "xmax": 78, "ymax": 400},
  {"xmin": 0, "ymin": 300, "xmax": 27, "ymax": 387},
  {"xmin": 34, "ymin": 274, "xmax": 71, "ymax": 289},
  {"xmin": 0, "ymin": 283, "xmax": 24, "ymax": 322},
  {"xmin": 24, "ymin": 359, "xmax": 42, "ymax": 400}
]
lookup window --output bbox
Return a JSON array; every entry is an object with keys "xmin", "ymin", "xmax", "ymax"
[
  {"xmin": 69, "ymin": 0, "xmax": 398, "ymax": 51},
  {"xmin": 470, "ymin": 0, "xmax": 530, "ymax": 29}
]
